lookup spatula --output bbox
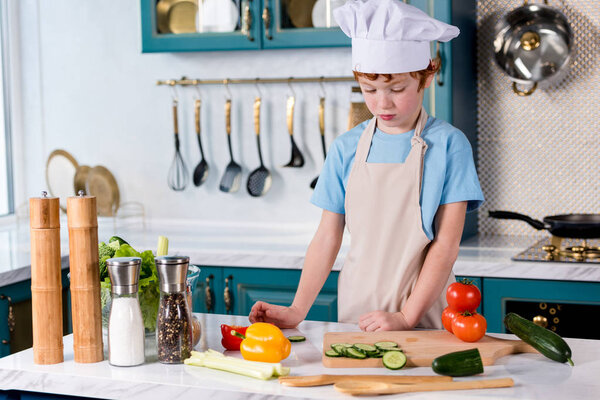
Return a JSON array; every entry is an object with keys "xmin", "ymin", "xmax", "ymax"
[
  {"xmin": 278, "ymin": 374, "xmax": 452, "ymax": 387},
  {"xmin": 334, "ymin": 377, "xmax": 514, "ymax": 396}
]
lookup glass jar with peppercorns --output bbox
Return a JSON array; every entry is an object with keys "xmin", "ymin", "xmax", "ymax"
[{"xmin": 155, "ymin": 256, "xmax": 192, "ymax": 364}]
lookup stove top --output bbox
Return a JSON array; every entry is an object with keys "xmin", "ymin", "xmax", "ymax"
[{"xmin": 513, "ymin": 237, "xmax": 600, "ymax": 264}]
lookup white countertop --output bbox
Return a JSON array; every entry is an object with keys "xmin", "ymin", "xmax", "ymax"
[
  {"xmin": 0, "ymin": 313, "xmax": 598, "ymax": 399},
  {"xmin": 2, "ymin": 218, "xmax": 600, "ymax": 287}
]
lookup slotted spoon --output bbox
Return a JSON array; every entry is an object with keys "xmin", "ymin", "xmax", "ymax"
[{"xmin": 247, "ymin": 97, "xmax": 272, "ymax": 197}]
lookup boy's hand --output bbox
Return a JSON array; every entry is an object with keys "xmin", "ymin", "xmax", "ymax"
[
  {"xmin": 249, "ymin": 301, "xmax": 305, "ymax": 329},
  {"xmin": 358, "ymin": 310, "xmax": 411, "ymax": 332}
]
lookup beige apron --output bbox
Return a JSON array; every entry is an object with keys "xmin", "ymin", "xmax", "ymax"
[{"xmin": 338, "ymin": 107, "xmax": 454, "ymax": 328}]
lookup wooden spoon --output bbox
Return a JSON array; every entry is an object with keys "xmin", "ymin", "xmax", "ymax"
[
  {"xmin": 278, "ymin": 374, "xmax": 451, "ymax": 387},
  {"xmin": 334, "ymin": 377, "xmax": 514, "ymax": 396}
]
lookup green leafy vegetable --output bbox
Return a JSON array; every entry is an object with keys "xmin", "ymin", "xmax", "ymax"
[{"xmin": 98, "ymin": 236, "xmax": 164, "ymax": 333}]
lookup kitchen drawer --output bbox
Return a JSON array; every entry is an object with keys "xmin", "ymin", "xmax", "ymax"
[{"xmin": 483, "ymin": 278, "xmax": 600, "ymax": 339}]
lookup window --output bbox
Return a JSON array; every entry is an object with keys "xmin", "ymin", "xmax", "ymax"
[{"xmin": 0, "ymin": 0, "xmax": 13, "ymax": 216}]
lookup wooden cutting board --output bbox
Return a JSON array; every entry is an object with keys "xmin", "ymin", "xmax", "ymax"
[{"xmin": 323, "ymin": 330, "xmax": 537, "ymax": 368}]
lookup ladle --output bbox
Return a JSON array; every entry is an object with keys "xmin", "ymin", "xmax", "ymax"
[
  {"xmin": 283, "ymin": 92, "xmax": 305, "ymax": 167},
  {"xmin": 310, "ymin": 96, "xmax": 326, "ymax": 189},
  {"xmin": 192, "ymin": 98, "xmax": 209, "ymax": 186},
  {"xmin": 247, "ymin": 96, "xmax": 272, "ymax": 197},
  {"xmin": 219, "ymin": 98, "xmax": 242, "ymax": 193}
]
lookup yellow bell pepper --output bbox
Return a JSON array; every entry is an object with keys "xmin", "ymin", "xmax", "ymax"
[{"xmin": 232, "ymin": 322, "xmax": 291, "ymax": 363}]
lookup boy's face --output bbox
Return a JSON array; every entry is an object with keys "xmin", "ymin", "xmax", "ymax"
[{"xmin": 357, "ymin": 72, "xmax": 433, "ymax": 134}]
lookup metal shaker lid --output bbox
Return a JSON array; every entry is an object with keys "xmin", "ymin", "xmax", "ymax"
[
  {"xmin": 107, "ymin": 257, "xmax": 141, "ymax": 295},
  {"xmin": 155, "ymin": 256, "xmax": 189, "ymax": 293}
]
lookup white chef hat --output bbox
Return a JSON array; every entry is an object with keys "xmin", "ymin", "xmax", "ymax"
[{"xmin": 333, "ymin": 0, "xmax": 460, "ymax": 73}]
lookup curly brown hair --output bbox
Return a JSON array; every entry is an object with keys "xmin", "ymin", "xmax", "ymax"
[{"xmin": 353, "ymin": 59, "xmax": 441, "ymax": 92}]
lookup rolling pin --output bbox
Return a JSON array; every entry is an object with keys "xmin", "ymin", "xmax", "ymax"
[
  {"xmin": 29, "ymin": 191, "xmax": 63, "ymax": 364},
  {"xmin": 67, "ymin": 191, "xmax": 103, "ymax": 363}
]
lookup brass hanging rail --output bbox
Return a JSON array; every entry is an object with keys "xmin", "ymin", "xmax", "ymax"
[{"xmin": 156, "ymin": 76, "xmax": 355, "ymax": 87}]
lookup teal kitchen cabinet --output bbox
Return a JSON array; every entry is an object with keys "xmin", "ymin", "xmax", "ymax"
[
  {"xmin": 483, "ymin": 278, "xmax": 600, "ymax": 340},
  {"xmin": 140, "ymin": 0, "xmax": 351, "ymax": 53},
  {"xmin": 190, "ymin": 266, "xmax": 223, "ymax": 314},
  {"xmin": 221, "ymin": 267, "xmax": 339, "ymax": 322},
  {"xmin": 0, "ymin": 270, "xmax": 71, "ymax": 358}
]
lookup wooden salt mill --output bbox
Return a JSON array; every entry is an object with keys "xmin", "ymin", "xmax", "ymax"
[
  {"xmin": 29, "ymin": 191, "xmax": 64, "ymax": 364},
  {"xmin": 67, "ymin": 191, "xmax": 103, "ymax": 363}
]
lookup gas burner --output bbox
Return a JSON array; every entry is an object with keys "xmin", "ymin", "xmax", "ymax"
[{"xmin": 513, "ymin": 237, "xmax": 600, "ymax": 264}]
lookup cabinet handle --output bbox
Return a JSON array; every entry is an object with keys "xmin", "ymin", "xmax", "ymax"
[
  {"xmin": 1, "ymin": 294, "xmax": 15, "ymax": 345},
  {"xmin": 204, "ymin": 274, "xmax": 214, "ymax": 313},
  {"xmin": 224, "ymin": 275, "xmax": 233, "ymax": 314},
  {"xmin": 241, "ymin": 0, "xmax": 254, "ymax": 42},
  {"xmin": 262, "ymin": 0, "xmax": 272, "ymax": 40}
]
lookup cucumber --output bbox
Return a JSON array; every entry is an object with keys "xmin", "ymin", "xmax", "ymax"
[
  {"xmin": 331, "ymin": 344, "xmax": 346, "ymax": 356},
  {"xmin": 504, "ymin": 312, "xmax": 573, "ymax": 366},
  {"xmin": 353, "ymin": 343, "xmax": 377, "ymax": 353},
  {"xmin": 431, "ymin": 348, "xmax": 483, "ymax": 377},
  {"xmin": 382, "ymin": 351, "xmax": 406, "ymax": 370},
  {"xmin": 288, "ymin": 336, "xmax": 306, "ymax": 342},
  {"xmin": 346, "ymin": 347, "xmax": 367, "ymax": 359},
  {"xmin": 375, "ymin": 341, "xmax": 398, "ymax": 349},
  {"xmin": 325, "ymin": 350, "xmax": 340, "ymax": 357}
]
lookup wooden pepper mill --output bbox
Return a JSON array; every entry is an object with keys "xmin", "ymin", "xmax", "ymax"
[
  {"xmin": 67, "ymin": 191, "xmax": 103, "ymax": 363},
  {"xmin": 29, "ymin": 191, "xmax": 64, "ymax": 364}
]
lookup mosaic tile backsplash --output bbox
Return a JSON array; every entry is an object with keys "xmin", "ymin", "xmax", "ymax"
[{"xmin": 476, "ymin": 0, "xmax": 600, "ymax": 237}]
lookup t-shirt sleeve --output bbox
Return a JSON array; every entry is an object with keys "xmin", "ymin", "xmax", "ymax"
[
  {"xmin": 310, "ymin": 138, "xmax": 346, "ymax": 214},
  {"xmin": 440, "ymin": 141, "xmax": 485, "ymax": 213}
]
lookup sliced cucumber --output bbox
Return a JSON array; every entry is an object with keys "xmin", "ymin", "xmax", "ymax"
[
  {"xmin": 382, "ymin": 350, "xmax": 407, "ymax": 370},
  {"xmin": 331, "ymin": 344, "xmax": 346, "ymax": 355},
  {"xmin": 353, "ymin": 343, "xmax": 377, "ymax": 353},
  {"xmin": 325, "ymin": 350, "xmax": 340, "ymax": 357},
  {"xmin": 375, "ymin": 341, "xmax": 399, "ymax": 349},
  {"xmin": 346, "ymin": 347, "xmax": 367, "ymax": 359},
  {"xmin": 288, "ymin": 336, "xmax": 306, "ymax": 342},
  {"xmin": 367, "ymin": 350, "xmax": 383, "ymax": 358}
]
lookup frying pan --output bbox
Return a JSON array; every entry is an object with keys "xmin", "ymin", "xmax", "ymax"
[{"xmin": 488, "ymin": 211, "xmax": 600, "ymax": 238}]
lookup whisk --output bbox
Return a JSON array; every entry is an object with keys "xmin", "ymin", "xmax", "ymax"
[{"xmin": 168, "ymin": 97, "xmax": 188, "ymax": 191}]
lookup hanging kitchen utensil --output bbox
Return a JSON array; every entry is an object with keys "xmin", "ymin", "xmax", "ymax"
[
  {"xmin": 192, "ymin": 98, "xmax": 209, "ymax": 187},
  {"xmin": 493, "ymin": 0, "xmax": 572, "ymax": 96},
  {"xmin": 85, "ymin": 165, "xmax": 120, "ymax": 217},
  {"xmin": 348, "ymin": 86, "xmax": 372, "ymax": 130},
  {"xmin": 489, "ymin": 211, "xmax": 600, "ymax": 239},
  {"xmin": 168, "ymin": 96, "xmax": 189, "ymax": 191},
  {"xmin": 283, "ymin": 93, "xmax": 305, "ymax": 168},
  {"xmin": 247, "ymin": 96, "xmax": 272, "ymax": 197},
  {"xmin": 219, "ymin": 97, "xmax": 242, "ymax": 193},
  {"xmin": 310, "ymin": 96, "xmax": 326, "ymax": 189},
  {"xmin": 45, "ymin": 149, "xmax": 79, "ymax": 212}
]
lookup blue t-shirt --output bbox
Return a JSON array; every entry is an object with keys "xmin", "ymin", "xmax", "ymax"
[{"xmin": 310, "ymin": 117, "xmax": 484, "ymax": 240}]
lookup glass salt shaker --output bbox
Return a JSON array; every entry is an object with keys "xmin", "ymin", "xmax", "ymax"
[
  {"xmin": 107, "ymin": 257, "xmax": 145, "ymax": 367},
  {"xmin": 155, "ymin": 256, "xmax": 192, "ymax": 364}
]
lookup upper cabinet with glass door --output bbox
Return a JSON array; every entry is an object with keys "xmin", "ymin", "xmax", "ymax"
[{"xmin": 140, "ymin": 0, "xmax": 351, "ymax": 52}]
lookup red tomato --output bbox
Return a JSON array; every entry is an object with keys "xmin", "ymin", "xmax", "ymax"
[
  {"xmin": 441, "ymin": 307, "xmax": 459, "ymax": 333},
  {"xmin": 452, "ymin": 312, "xmax": 487, "ymax": 342},
  {"xmin": 446, "ymin": 281, "xmax": 481, "ymax": 312}
]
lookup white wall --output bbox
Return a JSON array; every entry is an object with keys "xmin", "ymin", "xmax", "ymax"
[{"xmin": 10, "ymin": 0, "xmax": 354, "ymax": 227}]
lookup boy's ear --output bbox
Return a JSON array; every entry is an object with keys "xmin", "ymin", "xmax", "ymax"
[{"xmin": 423, "ymin": 73, "xmax": 435, "ymax": 90}]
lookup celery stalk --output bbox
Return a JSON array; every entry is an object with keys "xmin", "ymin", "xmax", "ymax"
[
  {"xmin": 156, "ymin": 236, "xmax": 169, "ymax": 256},
  {"xmin": 187, "ymin": 355, "xmax": 275, "ymax": 380}
]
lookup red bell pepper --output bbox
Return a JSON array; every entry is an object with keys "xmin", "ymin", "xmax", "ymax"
[{"xmin": 220, "ymin": 324, "xmax": 248, "ymax": 350}]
